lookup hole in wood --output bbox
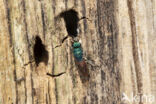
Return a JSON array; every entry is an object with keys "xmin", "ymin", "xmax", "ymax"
[
  {"xmin": 33, "ymin": 36, "xmax": 49, "ymax": 66},
  {"xmin": 60, "ymin": 9, "xmax": 79, "ymax": 37}
]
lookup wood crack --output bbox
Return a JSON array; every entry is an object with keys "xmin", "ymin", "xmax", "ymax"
[{"xmin": 127, "ymin": 0, "xmax": 143, "ymax": 104}]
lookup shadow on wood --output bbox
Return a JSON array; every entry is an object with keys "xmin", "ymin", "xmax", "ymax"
[
  {"xmin": 59, "ymin": 9, "xmax": 79, "ymax": 37},
  {"xmin": 33, "ymin": 36, "xmax": 49, "ymax": 66}
]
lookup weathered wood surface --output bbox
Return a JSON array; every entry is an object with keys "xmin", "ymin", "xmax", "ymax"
[{"xmin": 0, "ymin": 0, "xmax": 156, "ymax": 104}]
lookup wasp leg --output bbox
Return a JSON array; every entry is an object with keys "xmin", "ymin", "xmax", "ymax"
[
  {"xmin": 83, "ymin": 57, "xmax": 100, "ymax": 67},
  {"xmin": 61, "ymin": 35, "xmax": 69, "ymax": 43},
  {"xmin": 15, "ymin": 77, "xmax": 25, "ymax": 84}
]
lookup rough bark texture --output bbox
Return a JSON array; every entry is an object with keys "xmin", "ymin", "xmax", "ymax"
[{"xmin": 0, "ymin": 0, "xmax": 155, "ymax": 104}]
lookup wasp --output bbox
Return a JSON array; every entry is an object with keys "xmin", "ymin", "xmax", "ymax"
[
  {"xmin": 48, "ymin": 9, "xmax": 91, "ymax": 80},
  {"xmin": 71, "ymin": 38, "xmax": 90, "ymax": 80}
]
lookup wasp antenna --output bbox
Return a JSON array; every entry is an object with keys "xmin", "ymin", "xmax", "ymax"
[
  {"xmin": 53, "ymin": 36, "xmax": 69, "ymax": 49},
  {"xmin": 62, "ymin": 35, "xmax": 69, "ymax": 43}
]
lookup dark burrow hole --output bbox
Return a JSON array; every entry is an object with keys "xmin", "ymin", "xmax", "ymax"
[
  {"xmin": 33, "ymin": 36, "xmax": 49, "ymax": 66},
  {"xmin": 59, "ymin": 9, "xmax": 79, "ymax": 37}
]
